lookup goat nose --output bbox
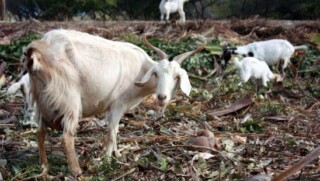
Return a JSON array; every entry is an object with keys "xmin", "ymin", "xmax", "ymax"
[{"xmin": 157, "ymin": 94, "xmax": 167, "ymax": 101}]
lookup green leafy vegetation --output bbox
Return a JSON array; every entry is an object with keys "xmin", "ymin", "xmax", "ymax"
[
  {"xmin": 6, "ymin": 0, "xmax": 320, "ymax": 21},
  {"xmin": 240, "ymin": 119, "xmax": 264, "ymax": 133},
  {"xmin": 0, "ymin": 32, "xmax": 41, "ymax": 60}
]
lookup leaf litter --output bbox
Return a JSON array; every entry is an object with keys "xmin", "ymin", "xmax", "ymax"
[{"xmin": 0, "ymin": 19, "xmax": 319, "ymax": 180}]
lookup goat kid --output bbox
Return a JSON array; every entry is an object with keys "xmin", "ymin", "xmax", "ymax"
[
  {"xmin": 7, "ymin": 73, "xmax": 35, "ymax": 122},
  {"xmin": 159, "ymin": 0, "xmax": 188, "ymax": 23},
  {"xmin": 234, "ymin": 57, "xmax": 282, "ymax": 88},
  {"xmin": 23, "ymin": 29, "xmax": 202, "ymax": 176},
  {"xmin": 222, "ymin": 39, "xmax": 307, "ymax": 76}
]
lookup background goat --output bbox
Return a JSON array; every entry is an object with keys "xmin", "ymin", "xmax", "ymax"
[
  {"xmin": 24, "ymin": 29, "xmax": 202, "ymax": 176},
  {"xmin": 221, "ymin": 39, "xmax": 307, "ymax": 77},
  {"xmin": 7, "ymin": 73, "xmax": 35, "ymax": 122},
  {"xmin": 234, "ymin": 57, "xmax": 282, "ymax": 92},
  {"xmin": 159, "ymin": 0, "xmax": 188, "ymax": 23}
]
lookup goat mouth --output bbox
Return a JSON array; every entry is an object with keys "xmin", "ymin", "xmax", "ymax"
[{"xmin": 157, "ymin": 100, "xmax": 167, "ymax": 107}]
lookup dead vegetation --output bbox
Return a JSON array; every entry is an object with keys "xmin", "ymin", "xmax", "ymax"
[{"xmin": 0, "ymin": 19, "xmax": 319, "ymax": 180}]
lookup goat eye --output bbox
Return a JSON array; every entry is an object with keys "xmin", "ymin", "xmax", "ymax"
[
  {"xmin": 154, "ymin": 73, "xmax": 158, "ymax": 77},
  {"xmin": 175, "ymin": 76, "xmax": 180, "ymax": 80}
]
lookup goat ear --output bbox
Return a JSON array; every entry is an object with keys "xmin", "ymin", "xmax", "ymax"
[
  {"xmin": 24, "ymin": 41, "xmax": 46, "ymax": 73},
  {"xmin": 179, "ymin": 69, "xmax": 191, "ymax": 96},
  {"xmin": 134, "ymin": 67, "xmax": 155, "ymax": 87},
  {"xmin": 24, "ymin": 48, "xmax": 42, "ymax": 73}
]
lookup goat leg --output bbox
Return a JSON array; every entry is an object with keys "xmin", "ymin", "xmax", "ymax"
[
  {"xmin": 288, "ymin": 62, "xmax": 298, "ymax": 79},
  {"xmin": 101, "ymin": 109, "xmax": 124, "ymax": 158},
  {"xmin": 37, "ymin": 126, "xmax": 49, "ymax": 174},
  {"xmin": 62, "ymin": 131, "xmax": 82, "ymax": 176},
  {"xmin": 101, "ymin": 134, "xmax": 122, "ymax": 158}
]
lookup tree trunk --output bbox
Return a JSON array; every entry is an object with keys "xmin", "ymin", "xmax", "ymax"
[{"xmin": 0, "ymin": 0, "xmax": 5, "ymax": 20}]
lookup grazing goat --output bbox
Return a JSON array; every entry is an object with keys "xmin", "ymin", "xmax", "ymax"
[
  {"xmin": 23, "ymin": 29, "xmax": 202, "ymax": 176},
  {"xmin": 234, "ymin": 57, "xmax": 282, "ymax": 88},
  {"xmin": 159, "ymin": 0, "xmax": 188, "ymax": 23},
  {"xmin": 7, "ymin": 73, "xmax": 35, "ymax": 121},
  {"xmin": 221, "ymin": 39, "xmax": 307, "ymax": 76}
]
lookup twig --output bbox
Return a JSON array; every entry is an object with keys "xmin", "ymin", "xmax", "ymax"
[
  {"xmin": 242, "ymin": 26, "xmax": 260, "ymax": 39},
  {"xmin": 0, "ymin": 53, "xmax": 20, "ymax": 62},
  {"xmin": 11, "ymin": 168, "xmax": 46, "ymax": 181},
  {"xmin": 188, "ymin": 73, "xmax": 208, "ymax": 81},
  {"xmin": 112, "ymin": 168, "xmax": 136, "ymax": 181},
  {"xmin": 120, "ymin": 135, "xmax": 189, "ymax": 144},
  {"xmin": 158, "ymin": 144, "xmax": 236, "ymax": 166},
  {"xmin": 0, "ymin": 124, "xmax": 15, "ymax": 127}
]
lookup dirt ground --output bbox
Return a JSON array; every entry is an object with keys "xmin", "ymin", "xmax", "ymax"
[{"xmin": 0, "ymin": 19, "xmax": 319, "ymax": 180}]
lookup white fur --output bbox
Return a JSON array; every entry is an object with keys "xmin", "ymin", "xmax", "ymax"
[
  {"xmin": 159, "ymin": 0, "xmax": 188, "ymax": 23},
  {"xmin": 233, "ymin": 39, "xmax": 307, "ymax": 73},
  {"xmin": 234, "ymin": 57, "xmax": 282, "ymax": 87},
  {"xmin": 7, "ymin": 73, "xmax": 35, "ymax": 121},
  {"xmin": 24, "ymin": 29, "xmax": 196, "ymax": 175}
]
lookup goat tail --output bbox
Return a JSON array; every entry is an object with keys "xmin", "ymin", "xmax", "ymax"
[
  {"xmin": 233, "ymin": 57, "xmax": 241, "ymax": 68},
  {"xmin": 294, "ymin": 45, "xmax": 308, "ymax": 50}
]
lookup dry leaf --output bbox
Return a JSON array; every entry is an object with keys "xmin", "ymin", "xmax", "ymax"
[
  {"xmin": 187, "ymin": 136, "xmax": 220, "ymax": 151},
  {"xmin": 231, "ymin": 134, "xmax": 247, "ymax": 144},
  {"xmin": 207, "ymin": 94, "xmax": 253, "ymax": 117},
  {"xmin": 197, "ymin": 130, "xmax": 214, "ymax": 138},
  {"xmin": 128, "ymin": 119, "xmax": 146, "ymax": 128},
  {"xmin": 191, "ymin": 152, "xmax": 215, "ymax": 162}
]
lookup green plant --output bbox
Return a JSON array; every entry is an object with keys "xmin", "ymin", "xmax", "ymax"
[{"xmin": 240, "ymin": 119, "xmax": 264, "ymax": 133}]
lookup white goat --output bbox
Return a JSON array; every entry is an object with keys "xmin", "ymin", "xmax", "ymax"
[
  {"xmin": 234, "ymin": 57, "xmax": 282, "ymax": 87},
  {"xmin": 23, "ymin": 29, "xmax": 202, "ymax": 176},
  {"xmin": 159, "ymin": 0, "xmax": 188, "ymax": 23},
  {"xmin": 7, "ymin": 73, "xmax": 35, "ymax": 121},
  {"xmin": 222, "ymin": 39, "xmax": 307, "ymax": 76}
]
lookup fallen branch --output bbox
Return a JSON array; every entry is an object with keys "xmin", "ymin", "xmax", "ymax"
[
  {"xmin": 0, "ymin": 124, "xmax": 15, "ymax": 127},
  {"xmin": 112, "ymin": 168, "xmax": 137, "ymax": 181},
  {"xmin": 120, "ymin": 135, "xmax": 189, "ymax": 144},
  {"xmin": 188, "ymin": 73, "xmax": 208, "ymax": 81},
  {"xmin": 0, "ymin": 61, "xmax": 6, "ymax": 77}
]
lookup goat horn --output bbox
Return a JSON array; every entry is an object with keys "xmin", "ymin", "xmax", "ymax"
[
  {"xmin": 172, "ymin": 45, "xmax": 205, "ymax": 64},
  {"xmin": 143, "ymin": 36, "xmax": 168, "ymax": 60}
]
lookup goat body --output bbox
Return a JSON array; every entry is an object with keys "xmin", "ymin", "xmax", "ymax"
[
  {"xmin": 234, "ymin": 57, "xmax": 282, "ymax": 87},
  {"xmin": 24, "ymin": 29, "xmax": 201, "ymax": 176},
  {"xmin": 159, "ymin": 0, "xmax": 188, "ymax": 23}
]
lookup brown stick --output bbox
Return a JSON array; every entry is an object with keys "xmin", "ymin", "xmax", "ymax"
[
  {"xmin": 0, "ymin": 61, "xmax": 6, "ymax": 77},
  {"xmin": 272, "ymin": 145, "xmax": 320, "ymax": 181},
  {"xmin": 119, "ymin": 135, "xmax": 189, "ymax": 143}
]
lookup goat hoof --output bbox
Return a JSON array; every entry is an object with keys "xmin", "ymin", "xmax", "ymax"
[
  {"xmin": 115, "ymin": 150, "xmax": 122, "ymax": 158},
  {"xmin": 40, "ymin": 164, "xmax": 49, "ymax": 175},
  {"xmin": 72, "ymin": 168, "xmax": 82, "ymax": 177}
]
